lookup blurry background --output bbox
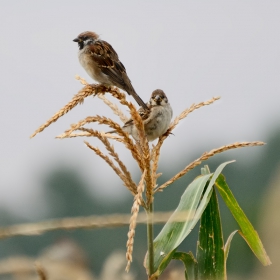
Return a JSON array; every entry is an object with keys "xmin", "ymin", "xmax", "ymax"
[{"xmin": 0, "ymin": 0, "xmax": 279, "ymax": 279}]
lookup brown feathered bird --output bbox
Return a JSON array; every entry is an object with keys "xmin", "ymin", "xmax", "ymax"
[{"xmin": 73, "ymin": 31, "xmax": 148, "ymax": 110}]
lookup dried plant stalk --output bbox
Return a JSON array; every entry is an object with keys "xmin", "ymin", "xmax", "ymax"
[
  {"xmin": 94, "ymin": 130, "xmax": 137, "ymax": 193},
  {"xmin": 127, "ymin": 103, "xmax": 147, "ymax": 170},
  {"xmin": 76, "ymin": 128, "xmax": 136, "ymax": 192},
  {"xmin": 100, "ymin": 132, "xmax": 124, "ymax": 142},
  {"xmin": 75, "ymin": 75, "xmax": 88, "ymax": 85},
  {"xmin": 126, "ymin": 170, "xmax": 146, "ymax": 272},
  {"xmin": 0, "ymin": 212, "xmax": 184, "ymax": 240},
  {"xmin": 155, "ymin": 96, "xmax": 220, "ymax": 147},
  {"xmin": 56, "ymin": 131, "xmax": 93, "ymax": 139},
  {"xmin": 169, "ymin": 96, "xmax": 220, "ymax": 133},
  {"xmin": 57, "ymin": 129, "xmax": 124, "ymax": 142},
  {"xmin": 30, "ymin": 84, "xmax": 97, "ymax": 138},
  {"xmin": 76, "ymin": 76, "xmax": 133, "ymax": 110},
  {"xmin": 155, "ymin": 141, "xmax": 265, "ymax": 193},
  {"xmin": 151, "ymin": 139, "xmax": 164, "ymax": 189},
  {"xmin": 63, "ymin": 115, "xmax": 128, "ymax": 146},
  {"xmin": 62, "ymin": 116, "xmax": 143, "ymax": 170},
  {"xmin": 127, "ymin": 103, "xmax": 153, "ymax": 204},
  {"xmin": 30, "ymin": 77, "xmax": 133, "ymax": 138},
  {"xmin": 97, "ymin": 94, "xmax": 128, "ymax": 123},
  {"xmin": 84, "ymin": 141, "xmax": 137, "ymax": 195}
]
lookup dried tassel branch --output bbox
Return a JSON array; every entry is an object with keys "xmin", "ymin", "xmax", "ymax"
[
  {"xmin": 151, "ymin": 137, "xmax": 165, "ymax": 189},
  {"xmin": 168, "ymin": 96, "xmax": 220, "ymax": 133},
  {"xmin": 64, "ymin": 116, "xmax": 108, "ymax": 135},
  {"xmin": 128, "ymin": 104, "xmax": 153, "ymax": 204},
  {"xmin": 97, "ymin": 94, "xmax": 129, "ymax": 123},
  {"xmin": 84, "ymin": 141, "xmax": 137, "ymax": 196},
  {"xmin": 62, "ymin": 116, "xmax": 144, "ymax": 171},
  {"xmin": 105, "ymin": 87, "xmax": 132, "ymax": 109},
  {"xmin": 127, "ymin": 103, "xmax": 148, "ymax": 159},
  {"xmin": 100, "ymin": 132, "xmax": 124, "ymax": 142},
  {"xmin": 93, "ymin": 130, "xmax": 137, "ymax": 194},
  {"xmin": 63, "ymin": 115, "xmax": 130, "ymax": 147},
  {"xmin": 75, "ymin": 75, "xmax": 88, "ymax": 85},
  {"xmin": 57, "ymin": 128, "xmax": 124, "ymax": 143},
  {"xmin": 155, "ymin": 141, "xmax": 265, "ymax": 193},
  {"xmin": 128, "ymin": 103, "xmax": 147, "ymax": 148},
  {"xmin": 30, "ymin": 84, "xmax": 97, "ymax": 138},
  {"xmin": 75, "ymin": 128, "xmax": 135, "ymax": 190},
  {"xmin": 125, "ymin": 170, "xmax": 146, "ymax": 272},
  {"xmin": 56, "ymin": 131, "xmax": 93, "ymax": 139},
  {"xmin": 30, "ymin": 76, "xmax": 134, "ymax": 138}
]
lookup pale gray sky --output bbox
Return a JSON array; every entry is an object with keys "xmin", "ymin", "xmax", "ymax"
[{"xmin": 1, "ymin": 1, "xmax": 280, "ymax": 217}]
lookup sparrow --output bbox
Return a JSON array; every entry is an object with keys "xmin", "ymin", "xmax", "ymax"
[
  {"xmin": 73, "ymin": 31, "xmax": 149, "ymax": 110},
  {"xmin": 107, "ymin": 89, "xmax": 173, "ymax": 142}
]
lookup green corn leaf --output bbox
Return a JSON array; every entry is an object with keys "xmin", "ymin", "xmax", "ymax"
[
  {"xmin": 150, "ymin": 173, "xmax": 212, "ymax": 277},
  {"xmin": 150, "ymin": 161, "xmax": 234, "ymax": 277},
  {"xmin": 197, "ymin": 188, "xmax": 225, "ymax": 280},
  {"xmin": 215, "ymin": 174, "xmax": 271, "ymax": 266},
  {"xmin": 173, "ymin": 251, "xmax": 198, "ymax": 280},
  {"xmin": 224, "ymin": 230, "xmax": 238, "ymax": 262}
]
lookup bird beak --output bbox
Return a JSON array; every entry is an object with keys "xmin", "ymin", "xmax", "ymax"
[
  {"xmin": 155, "ymin": 95, "xmax": 161, "ymax": 101},
  {"xmin": 73, "ymin": 38, "xmax": 80, "ymax": 42}
]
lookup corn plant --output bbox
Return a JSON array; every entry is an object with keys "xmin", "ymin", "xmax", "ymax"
[{"xmin": 30, "ymin": 77, "xmax": 271, "ymax": 279}]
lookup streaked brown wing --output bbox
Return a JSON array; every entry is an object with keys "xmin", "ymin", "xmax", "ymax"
[
  {"xmin": 88, "ymin": 40, "xmax": 128, "ymax": 88},
  {"xmin": 88, "ymin": 39, "xmax": 148, "ymax": 110}
]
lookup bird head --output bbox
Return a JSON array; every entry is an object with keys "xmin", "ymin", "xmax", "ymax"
[
  {"xmin": 150, "ymin": 89, "xmax": 168, "ymax": 106},
  {"xmin": 73, "ymin": 31, "xmax": 99, "ymax": 50}
]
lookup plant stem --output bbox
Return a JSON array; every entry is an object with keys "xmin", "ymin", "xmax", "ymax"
[{"xmin": 147, "ymin": 201, "xmax": 154, "ymax": 277}]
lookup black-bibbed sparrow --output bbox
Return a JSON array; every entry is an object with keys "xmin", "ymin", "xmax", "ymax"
[
  {"xmin": 108, "ymin": 89, "xmax": 173, "ymax": 142},
  {"xmin": 73, "ymin": 31, "xmax": 148, "ymax": 110}
]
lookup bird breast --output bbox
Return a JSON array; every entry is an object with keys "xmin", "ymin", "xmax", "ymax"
[
  {"xmin": 78, "ymin": 48, "xmax": 111, "ymax": 85},
  {"xmin": 144, "ymin": 104, "xmax": 173, "ymax": 141},
  {"xmin": 124, "ymin": 104, "xmax": 172, "ymax": 142}
]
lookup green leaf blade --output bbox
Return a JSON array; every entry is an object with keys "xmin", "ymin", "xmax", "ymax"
[
  {"xmin": 197, "ymin": 188, "xmax": 225, "ymax": 280},
  {"xmin": 151, "ymin": 162, "xmax": 235, "ymax": 276},
  {"xmin": 215, "ymin": 174, "xmax": 271, "ymax": 266},
  {"xmin": 151, "ymin": 174, "xmax": 212, "ymax": 276},
  {"xmin": 224, "ymin": 230, "xmax": 238, "ymax": 261},
  {"xmin": 173, "ymin": 251, "xmax": 198, "ymax": 280}
]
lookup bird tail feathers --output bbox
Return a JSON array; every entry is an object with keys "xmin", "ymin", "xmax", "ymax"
[{"xmin": 127, "ymin": 87, "xmax": 149, "ymax": 111}]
